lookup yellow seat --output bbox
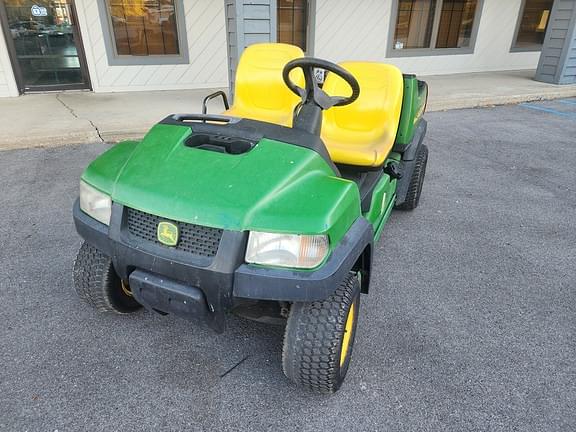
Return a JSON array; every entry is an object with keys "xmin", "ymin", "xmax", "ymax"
[
  {"xmin": 321, "ymin": 62, "xmax": 404, "ymax": 167},
  {"xmin": 223, "ymin": 43, "xmax": 304, "ymax": 126}
]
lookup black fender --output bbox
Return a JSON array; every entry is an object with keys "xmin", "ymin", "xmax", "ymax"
[
  {"xmin": 395, "ymin": 119, "xmax": 427, "ymax": 207},
  {"xmin": 233, "ymin": 218, "xmax": 374, "ymax": 302}
]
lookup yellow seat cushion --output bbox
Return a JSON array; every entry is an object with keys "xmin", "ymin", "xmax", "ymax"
[
  {"xmin": 321, "ymin": 62, "xmax": 404, "ymax": 167},
  {"xmin": 223, "ymin": 43, "xmax": 304, "ymax": 126}
]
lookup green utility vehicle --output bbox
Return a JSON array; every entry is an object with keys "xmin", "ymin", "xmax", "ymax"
[{"xmin": 72, "ymin": 43, "xmax": 428, "ymax": 393}]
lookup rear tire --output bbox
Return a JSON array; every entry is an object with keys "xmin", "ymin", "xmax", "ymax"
[
  {"xmin": 73, "ymin": 242, "xmax": 141, "ymax": 314},
  {"xmin": 282, "ymin": 273, "xmax": 360, "ymax": 394},
  {"xmin": 396, "ymin": 144, "xmax": 428, "ymax": 210}
]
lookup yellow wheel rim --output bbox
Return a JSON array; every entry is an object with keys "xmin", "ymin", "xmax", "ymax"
[
  {"xmin": 121, "ymin": 280, "xmax": 133, "ymax": 297},
  {"xmin": 339, "ymin": 302, "xmax": 355, "ymax": 367}
]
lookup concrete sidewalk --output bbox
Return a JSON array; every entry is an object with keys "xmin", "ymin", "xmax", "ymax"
[{"xmin": 1, "ymin": 69, "xmax": 575, "ymax": 151}]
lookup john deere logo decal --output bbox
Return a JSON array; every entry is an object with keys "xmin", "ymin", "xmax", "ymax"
[{"xmin": 157, "ymin": 221, "xmax": 178, "ymax": 246}]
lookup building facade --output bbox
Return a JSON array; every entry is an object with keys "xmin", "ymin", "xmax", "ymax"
[{"xmin": 0, "ymin": 0, "xmax": 556, "ymax": 97}]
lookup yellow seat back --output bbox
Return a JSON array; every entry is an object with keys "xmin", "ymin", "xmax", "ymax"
[
  {"xmin": 224, "ymin": 43, "xmax": 304, "ymax": 126},
  {"xmin": 321, "ymin": 62, "xmax": 404, "ymax": 167}
]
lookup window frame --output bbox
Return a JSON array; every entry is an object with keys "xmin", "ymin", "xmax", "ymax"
[
  {"xmin": 306, "ymin": 0, "xmax": 316, "ymax": 55},
  {"xmin": 97, "ymin": 0, "xmax": 189, "ymax": 66},
  {"xmin": 510, "ymin": 0, "xmax": 552, "ymax": 53},
  {"xmin": 386, "ymin": 0, "xmax": 484, "ymax": 58}
]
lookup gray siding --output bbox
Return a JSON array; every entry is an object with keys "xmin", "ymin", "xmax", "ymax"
[
  {"xmin": 535, "ymin": 0, "xmax": 576, "ymax": 84},
  {"xmin": 225, "ymin": 0, "xmax": 277, "ymax": 96}
]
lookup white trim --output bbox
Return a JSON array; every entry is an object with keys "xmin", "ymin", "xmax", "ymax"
[
  {"xmin": 0, "ymin": 26, "xmax": 19, "ymax": 97},
  {"xmin": 97, "ymin": 0, "xmax": 190, "ymax": 66},
  {"xmin": 314, "ymin": 0, "xmax": 540, "ymax": 76},
  {"xmin": 74, "ymin": 0, "xmax": 228, "ymax": 94},
  {"xmin": 94, "ymin": 81, "xmax": 228, "ymax": 93}
]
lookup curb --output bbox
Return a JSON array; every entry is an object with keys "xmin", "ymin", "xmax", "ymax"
[
  {"xmin": 426, "ymin": 89, "xmax": 576, "ymax": 112},
  {"xmin": 1, "ymin": 91, "xmax": 575, "ymax": 151}
]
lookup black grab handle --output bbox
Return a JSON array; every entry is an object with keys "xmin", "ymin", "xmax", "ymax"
[
  {"xmin": 201, "ymin": 91, "xmax": 230, "ymax": 114},
  {"xmin": 170, "ymin": 113, "xmax": 234, "ymax": 123}
]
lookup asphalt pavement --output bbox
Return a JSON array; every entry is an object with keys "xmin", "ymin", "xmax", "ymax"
[{"xmin": 1, "ymin": 99, "xmax": 575, "ymax": 431}]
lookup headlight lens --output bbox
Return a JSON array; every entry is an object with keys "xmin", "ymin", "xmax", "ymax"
[
  {"xmin": 245, "ymin": 232, "xmax": 329, "ymax": 269},
  {"xmin": 79, "ymin": 181, "xmax": 112, "ymax": 226}
]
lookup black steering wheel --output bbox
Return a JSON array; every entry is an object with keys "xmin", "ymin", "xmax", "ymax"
[{"xmin": 282, "ymin": 57, "xmax": 360, "ymax": 110}]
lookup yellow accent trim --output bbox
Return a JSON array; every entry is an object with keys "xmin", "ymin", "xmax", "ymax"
[
  {"xmin": 121, "ymin": 280, "xmax": 133, "ymax": 297},
  {"xmin": 223, "ymin": 43, "xmax": 305, "ymax": 126},
  {"xmin": 157, "ymin": 221, "xmax": 179, "ymax": 246},
  {"xmin": 321, "ymin": 62, "xmax": 404, "ymax": 167},
  {"xmin": 340, "ymin": 302, "xmax": 355, "ymax": 367},
  {"xmin": 537, "ymin": 10, "xmax": 550, "ymax": 32}
]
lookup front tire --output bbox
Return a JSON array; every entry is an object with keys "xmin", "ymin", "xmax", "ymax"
[
  {"xmin": 282, "ymin": 273, "xmax": 360, "ymax": 393},
  {"xmin": 73, "ymin": 241, "xmax": 141, "ymax": 314}
]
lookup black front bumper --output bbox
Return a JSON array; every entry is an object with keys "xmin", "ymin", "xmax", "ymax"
[{"xmin": 73, "ymin": 200, "xmax": 373, "ymax": 332}]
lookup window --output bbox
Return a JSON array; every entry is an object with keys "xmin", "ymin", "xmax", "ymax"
[
  {"xmin": 277, "ymin": 0, "xmax": 308, "ymax": 51},
  {"xmin": 435, "ymin": 0, "xmax": 478, "ymax": 48},
  {"xmin": 394, "ymin": 0, "xmax": 437, "ymax": 49},
  {"xmin": 513, "ymin": 0, "xmax": 553, "ymax": 50},
  {"xmin": 391, "ymin": 0, "xmax": 482, "ymax": 55},
  {"xmin": 98, "ymin": 0, "xmax": 188, "ymax": 65},
  {"xmin": 107, "ymin": 0, "xmax": 179, "ymax": 55}
]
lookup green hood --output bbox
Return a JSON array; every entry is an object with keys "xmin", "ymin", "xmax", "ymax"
[{"xmin": 82, "ymin": 124, "xmax": 360, "ymax": 243}]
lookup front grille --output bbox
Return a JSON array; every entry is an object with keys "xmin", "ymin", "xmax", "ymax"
[{"xmin": 126, "ymin": 207, "xmax": 223, "ymax": 257}]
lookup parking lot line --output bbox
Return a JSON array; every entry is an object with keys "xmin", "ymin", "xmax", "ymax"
[{"xmin": 519, "ymin": 103, "xmax": 576, "ymax": 118}]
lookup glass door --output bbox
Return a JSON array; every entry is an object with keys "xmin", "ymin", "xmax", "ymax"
[{"xmin": 1, "ymin": 0, "xmax": 90, "ymax": 92}]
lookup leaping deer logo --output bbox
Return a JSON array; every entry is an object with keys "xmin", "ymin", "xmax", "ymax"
[{"xmin": 157, "ymin": 221, "xmax": 178, "ymax": 246}]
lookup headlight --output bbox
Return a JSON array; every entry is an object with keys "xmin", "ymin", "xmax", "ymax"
[
  {"xmin": 245, "ymin": 232, "xmax": 329, "ymax": 269},
  {"xmin": 79, "ymin": 180, "xmax": 112, "ymax": 226}
]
